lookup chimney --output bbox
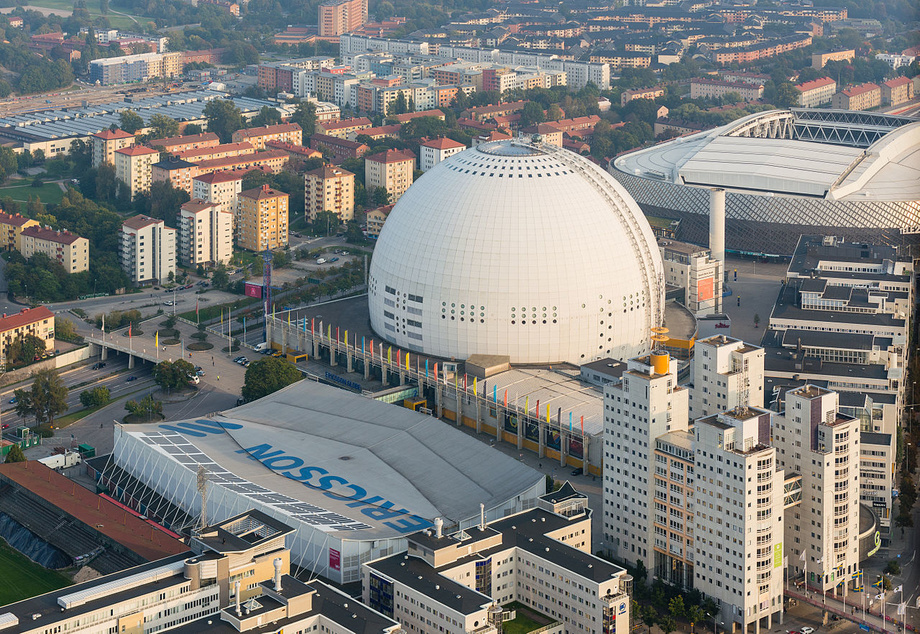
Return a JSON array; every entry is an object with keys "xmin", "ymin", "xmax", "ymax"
[
  {"xmin": 234, "ymin": 581, "xmax": 241, "ymax": 616},
  {"xmin": 709, "ymin": 188, "xmax": 725, "ymax": 265},
  {"xmin": 273, "ymin": 557, "xmax": 283, "ymax": 592},
  {"xmin": 434, "ymin": 517, "xmax": 443, "ymax": 539},
  {"xmin": 262, "ymin": 184, "xmax": 270, "ymax": 192}
]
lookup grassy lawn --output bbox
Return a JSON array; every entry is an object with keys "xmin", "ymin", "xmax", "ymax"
[
  {"xmin": 0, "ymin": 182, "xmax": 65, "ymax": 205},
  {"xmin": 22, "ymin": 0, "xmax": 143, "ymax": 28},
  {"xmin": 502, "ymin": 602, "xmax": 558, "ymax": 634},
  {"xmin": 0, "ymin": 541, "xmax": 71, "ymax": 606}
]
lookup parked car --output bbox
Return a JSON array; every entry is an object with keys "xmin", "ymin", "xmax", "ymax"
[
  {"xmin": 316, "ymin": 258, "xmax": 326, "ymax": 264},
  {"xmin": 164, "ymin": 301, "xmax": 174, "ymax": 306},
  {"xmin": 571, "ymin": 467, "xmax": 583, "ymax": 476},
  {"xmin": 1, "ymin": 423, "xmax": 9, "ymax": 429},
  {"xmin": 330, "ymin": 257, "xmax": 339, "ymax": 262},
  {"xmin": 271, "ymin": 350, "xmax": 283, "ymax": 357},
  {"xmin": 126, "ymin": 375, "xmax": 137, "ymax": 382},
  {"xmin": 8, "ymin": 397, "xmax": 17, "ymax": 404}
]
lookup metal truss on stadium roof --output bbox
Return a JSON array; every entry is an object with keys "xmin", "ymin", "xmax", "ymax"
[{"xmin": 790, "ymin": 108, "xmax": 916, "ymax": 148}]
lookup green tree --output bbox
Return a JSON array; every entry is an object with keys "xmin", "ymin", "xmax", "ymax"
[
  {"xmin": 125, "ymin": 394, "xmax": 162, "ymax": 422},
  {"xmin": 546, "ymin": 104, "xmax": 564, "ymax": 121},
  {"xmin": 4, "ymin": 444, "xmax": 26, "ymax": 463},
  {"xmin": 884, "ymin": 560, "xmax": 901, "ymax": 575},
  {"xmin": 660, "ymin": 615, "xmax": 676, "ymax": 634},
  {"xmin": 152, "ymin": 359, "xmax": 196, "ymax": 391},
  {"xmin": 79, "ymin": 386, "xmax": 110, "ymax": 408},
  {"xmin": 520, "ymin": 101, "xmax": 545, "ymax": 127},
  {"xmin": 148, "ymin": 114, "xmax": 180, "ymax": 140},
  {"xmin": 290, "ymin": 100, "xmax": 317, "ymax": 137},
  {"xmin": 55, "ymin": 317, "xmax": 82, "ymax": 343},
  {"xmin": 753, "ymin": 313, "xmax": 761, "ymax": 328},
  {"xmin": 14, "ymin": 369, "xmax": 68, "ymax": 429},
  {"xmin": 687, "ymin": 605, "xmax": 705, "ymax": 634},
  {"xmin": 119, "ymin": 110, "xmax": 145, "ymax": 134},
  {"xmin": 669, "ymin": 596, "xmax": 685, "ymax": 621},
  {"xmin": 391, "ymin": 91, "xmax": 409, "ymax": 115},
  {"xmin": 203, "ymin": 99, "xmax": 244, "ymax": 142},
  {"xmin": 211, "ymin": 263, "xmax": 229, "ymax": 290},
  {"xmin": 370, "ymin": 186, "xmax": 390, "ymax": 207},
  {"xmin": 183, "ymin": 123, "xmax": 203, "ymax": 135},
  {"xmin": 312, "ymin": 209, "xmax": 340, "ymax": 235},
  {"xmin": 250, "ymin": 106, "xmax": 282, "ymax": 128},
  {"xmin": 6, "ymin": 333, "xmax": 47, "ymax": 366},
  {"xmin": 242, "ymin": 357, "xmax": 302, "ymax": 402}
]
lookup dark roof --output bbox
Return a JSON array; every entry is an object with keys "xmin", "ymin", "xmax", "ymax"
[
  {"xmin": 763, "ymin": 346, "xmax": 889, "ymax": 380},
  {"xmin": 539, "ymin": 481, "xmax": 582, "ymax": 505},
  {"xmin": 788, "ymin": 235, "xmax": 906, "ymax": 276},
  {"xmin": 771, "ymin": 284, "xmax": 905, "ymax": 328},
  {"xmin": 367, "ymin": 552, "xmax": 492, "ymax": 614},
  {"xmin": 580, "ymin": 358, "xmax": 626, "ymax": 377},
  {"xmin": 153, "ymin": 158, "xmax": 197, "ymax": 170},
  {"xmin": 195, "ymin": 509, "xmax": 294, "ymax": 554},
  {"xmin": 861, "ymin": 431, "xmax": 891, "ymax": 447},
  {"xmin": 778, "ymin": 328, "xmax": 878, "ymax": 351}
]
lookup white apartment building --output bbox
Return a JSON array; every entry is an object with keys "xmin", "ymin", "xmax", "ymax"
[
  {"xmin": 694, "ymin": 408, "xmax": 785, "ymax": 633},
  {"xmin": 860, "ymin": 431, "xmax": 895, "ymax": 531},
  {"xmin": 660, "ymin": 240, "xmax": 723, "ymax": 315},
  {"xmin": 419, "ymin": 137, "xmax": 465, "ymax": 172},
  {"xmin": 192, "ymin": 171, "xmax": 244, "ymax": 235},
  {"xmin": 773, "ymin": 385, "xmax": 861, "ymax": 594},
  {"xmin": 689, "ymin": 335, "xmax": 765, "ymax": 420},
  {"xmin": 120, "ymin": 215, "xmax": 176, "ymax": 285},
  {"xmin": 178, "ymin": 199, "xmax": 233, "ymax": 268},
  {"xmin": 603, "ymin": 350, "xmax": 689, "ymax": 572},
  {"xmin": 364, "ymin": 483, "xmax": 631, "ymax": 634}
]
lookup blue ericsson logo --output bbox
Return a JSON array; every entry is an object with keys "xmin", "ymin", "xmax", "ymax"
[{"xmin": 158, "ymin": 420, "xmax": 434, "ymax": 534}]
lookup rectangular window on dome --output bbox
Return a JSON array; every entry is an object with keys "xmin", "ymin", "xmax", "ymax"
[
  {"xmin": 408, "ymin": 294, "xmax": 423, "ymax": 303},
  {"xmin": 383, "ymin": 311, "xmax": 395, "ymax": 320},
  {"xmin": 385, "ymin": 286, "xmax": 396, "ymax": 295}
]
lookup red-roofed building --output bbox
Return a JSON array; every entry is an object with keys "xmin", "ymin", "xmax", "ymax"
[
  {"xmin": 7, "ymin": 16, "xmax": 23, "ymax": 27},
  {"xmin": 366, "ymin": 204, "xmax": 394, "ymax": 238},
  {"xmin": 91, "ymin": 128, "xmax": 135, "ymax": 167},
  {"xmin": 0, "ymin": 306, "xmax": 55, "ymax": 358},
  {"xmin": 193, "ymin": 170, "xmax": 244, "ymax": 222},
  {"xmin": 316, "ymin": 117, "xmax": 373, "ymax": 139},
  {"xmin": 365, "ymin": 149, "xmax": 415, "ymax": 203},
  {"xmin": 832, "ymin": 82, "xmax": 881, "ymax": 110},
  {"xmin": 264, "ymin": 140, "xmax": 323, "ymax": 161},
  {"xmin": 0, "ymin": 211, "xmax": 39, "ymax": 251},
  {"xmin": 394, "ymin": 109, "xmax": 446, "ymax": 123},
  {"xmin": 419, "ymin": 137, "xmax": 465, "ymax": 171},
  {"xmin": 310, "ymin": 133, "xmax": 369, "ymax": 163},
  {"xmin": 881, "ymin": 76, "xmax": 913, "ymax": 106},
  {"xmin": 794, "ymin": 76, "xmax": 836, "ymax": 107},
  {"xmin": 462, "ymin": 100, "xmax": 527, "ymax": 122},
  {"xmin": 232, "ymin": 123, "xmax": 302, "ymax": 149},
  {"xmin": 350, "ymin": 124, "xmax": 402, "ymax": 141},
  {"xmin": 546, "ymin": 115, "xmax": 602, "ymax": 140},
  {"xmin": 148, "ymin": 132, "xmax": 220, "ymax": 154},
  {"xmin": 472, "ymin": 130, "xmax": 512, "ymax": 146},
  {"xmin": 21, "ymin": 226, "xmax": 89, "ymax": 273}
]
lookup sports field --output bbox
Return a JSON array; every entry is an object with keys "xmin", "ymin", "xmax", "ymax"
[
  {"xmin": 0, "ymin": 182, "xmax": 65, "ymax": 206},
  {"xmin": 0, "ymin": 541, "xmax": 71, "ymax": 606}
]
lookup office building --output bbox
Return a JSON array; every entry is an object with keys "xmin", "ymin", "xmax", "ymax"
[
  {"xmin": 91, "ymin": 128, "xmax": 135, "ymax": 167},
  {"xmin": 304, "ymin": 165, "xmax": 355, "ymax": 223},
  {"xmin": 0, "ymin": 306, "xmax": 54, "ymax": 363},
  {"xmin": 659, "ymin": 240, "xmax": 723, "ymax": 315},
  {"xmin": 0, "ymin": 509, "xmax": 403, "ymax": 634},
  {"xmin": 20, "ymin": 226, "xmax": 89, "ymax": 274},
  {"xmin": 120, "ymin": 215, "xmax": 176, "ymax": 285},
  {"xmin": 232, "ymin": 123, "xmax": 302, "ymax": 150},
  {"xmin": 114, "ymin": 145, "xmax": 160, "ymax": 199},
  {"xmin": 364, "ymin": 484, "xmax": 631, "ymax": 634},
  {"xmin": 318, "ymin": 0, "xmax": 368, "ymax": 37},
  {"xmin": 365, "ymin": 148, "xmax": 414, "ymax": 204},
  {"xmin": 178, "ymin": 199, "xmax": 233, "ymax": 268},
  {"xmin": 418, "ymin": 137, "xmax": 465, "ymax": 172},
  {"xmin": 689, "ymin": 335, "xmax": 765, "ymax": 419},
  {"xmin": 0, "ymin": 211, "xmax": 38, "ymax": 251},
  {"xmin": 237, "ymin": 185, "xmax": 289, "ymax": 252}
]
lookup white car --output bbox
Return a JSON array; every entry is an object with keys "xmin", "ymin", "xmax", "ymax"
[
  {"xmin": 801, "ymin": 627, "xmax": 814, "ymax": 634},
  {"xmin": 316, "ymin": 258, "xmax": 326, "ymax": 264}
]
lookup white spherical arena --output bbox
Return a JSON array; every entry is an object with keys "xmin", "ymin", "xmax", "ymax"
[{"xmin": 368, "ymin": 138, "xmax": 664, "ymax": 364}]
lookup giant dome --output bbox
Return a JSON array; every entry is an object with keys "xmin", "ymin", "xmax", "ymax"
[{"xmin": 368, "ymin": 138, "xmax": 664, "ymax": 365}]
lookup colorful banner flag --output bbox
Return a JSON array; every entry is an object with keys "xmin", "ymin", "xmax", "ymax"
[
  {"xmin": 387, "ymin": 346, "xmax": 392, "ymax": 364},
  {"xmin": 503, "ymin": 389, "xmax": 508, "ymax": 407},
  {"xmin": 196, "ymin": 297, "xmax": 199, "ymax": 320},
  {"xmin": 128, "ymin": 323, "xmax": 132, "ymax": 337},
  {"xmin": 569, "ymin": 411, "xmax": 573, "ymax": 431},
  {"xmin": 155, "ymin": 331, "xmax": 158, "ymax": 348},
  {"xmin": 425, "ymin": 359, "xmax": 429, "ymax": 378}
]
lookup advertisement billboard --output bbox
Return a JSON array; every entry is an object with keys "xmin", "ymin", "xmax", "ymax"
[{"xmin": 245, "ymin": 283, "xmax": 263, "ymax": 299}]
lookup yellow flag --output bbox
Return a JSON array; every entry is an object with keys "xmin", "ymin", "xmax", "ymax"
[
  {"xmin": 473, "ymin": 376, "xmax": 478, "ymax": 395},
  {"xmin": 345, "ymin": 330, "xmax": 348, "ymax": 346},
  {"xmin": 546, "ymin": 403, "xmax": 550, "ymax": 423},
  {"xmin": 155, "ymin": 331, "xmax": 158, "ymax": 347},
  {"xmin": 405, "ymin": 352, "xmax": 410, "ymax": 370},
  {"xmin": 387, "ymin": 346, "xmax": 392, "ymax": 364}
]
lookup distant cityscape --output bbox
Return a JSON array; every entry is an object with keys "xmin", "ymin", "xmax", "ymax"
[{"xmin": 0, "ymin": 0, "xmax": 916, "ymax": 633}]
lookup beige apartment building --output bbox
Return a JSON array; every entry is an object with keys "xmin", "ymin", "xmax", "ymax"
[
  {"xmin": 238, "ymin": 185, "xmax": 289, "ymax": 252},
  {"xmin": 318, "ymin": 0, "xmax": 368, "ymax": 37},
  {"xmin": 148, "ymin": 131, "xmax": 220, "ymax": 154},
  {"xmin": 304, "ymin": 165, "xmax": 355, "ymax": 223},
  {"xmin": 232, "ymin": 123, "xmax": 302, "ymax": 150},
  {"xmin": 832, "ymin": 83, "xmax": 881, "ymax": 110},
  {"xmin": 91, "ymin": 128, "xmax": 135, "ymax": 167},
  {"xmin": 0, "ymin": 211, "xmax": 38, "ymax": 251},
  {"xmin": 811, "ymin": 49, "xmax": 855, "ymax": 68},
  {"xmin": 193, "ymin": 171, "xmax": 244, "ymax": 236},
  {"xmin": 0, "ymin": 306, "xmax": 54, "ymax": 361},
  {"xmin": 794, "ymin": 76, "xmax": 836, "ymax": 107},
  {"xmin": 881, "ymin": 76, "xmax": 913, "ymax": 105},
  {"xmin": 20, "ymin": 226, "xmax": 89, "ymax": 274},
  {"xmin": 365, "ymin": 149, "xmax": 415, "ymax": 203},
  {"xmin": 365, "ymin": 204, "xmax": 393, "ymax": 238},
  {"xmin": 178, "ymin": 199, "xmax": 233, "ymax": 268},
  {"xmin": 114, "ymin": 145, "xmax": 160, "ymax": 199}
]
